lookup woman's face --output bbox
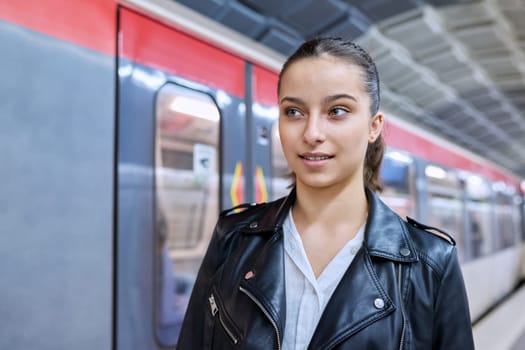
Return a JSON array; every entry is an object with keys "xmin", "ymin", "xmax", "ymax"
[{"xmin": 278, "ymin": 55, "xmax": 382, "ymax": 191}]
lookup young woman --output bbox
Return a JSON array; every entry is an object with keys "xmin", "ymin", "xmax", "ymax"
[{"xmin": 177, "ymin": 37, "xmax": 475, "ymax": 350}]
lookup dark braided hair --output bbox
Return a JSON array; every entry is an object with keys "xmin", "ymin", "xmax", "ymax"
[{"xmin": 278, "ymin": 37, "xmax": 385, "ymax": 192}]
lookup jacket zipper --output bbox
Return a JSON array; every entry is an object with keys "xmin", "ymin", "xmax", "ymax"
[
  {"xmin": 208, "ymin": 293, "xmax": 239, "ymax": 345},
  {"xmin": 397, "ymin": 264, "xmax": 407, "ymax": 350},
  {"xmin": 239, "ymin": 286, "xmax": 281, "ymax": 350}
]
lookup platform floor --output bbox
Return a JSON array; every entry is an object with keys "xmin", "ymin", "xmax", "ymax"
[
  {"xmin": 511, "ymin": 330, "xmax": 525, "ymax": 350},
  {"xmin": 473, "ymin": 284, "xmax": 525, "ymax": 350}
]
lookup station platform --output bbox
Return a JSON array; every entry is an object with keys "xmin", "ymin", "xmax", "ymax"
[{"xmin": 473, "ymin": 284, "xmax": 525, "ymax": 350}]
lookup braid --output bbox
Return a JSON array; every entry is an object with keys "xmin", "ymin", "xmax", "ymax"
[{"xmin": 364, "ymin": 135, "xmax": 385, "ymax": 192}]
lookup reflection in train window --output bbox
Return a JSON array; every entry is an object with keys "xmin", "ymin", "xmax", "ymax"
[
  {"xmin": 521, "ymin": 195, "xmax": 525, "ymax": 242},
  {"xmin": 493, "ymin": 184, "xmax": 520, "ymax": 251},
  {"xmin": 380, "ymin": 149, "xmax": 416, "ymax": 218},
  {"xmin": 425, "ymin": 165, "xmax": 465, "ymax": 261},
  {"xmin": 154, "ymin": 84, "xmax": 220, "ymax": 347},
  {"xmin": 521, "ymin": 182, "xmax": 525, "ymax": 242},
  {"xmin": 271, "ymin": 122, "xmax": 291, "ymax": 200},
  {"xmin": 465, "ymin": 175, "xmax": 491, "ymax": 259}
]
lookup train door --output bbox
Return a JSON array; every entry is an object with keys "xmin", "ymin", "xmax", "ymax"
[{"xmin": 117, "ymin": 6, "xmax": 246, "ymax": 348}]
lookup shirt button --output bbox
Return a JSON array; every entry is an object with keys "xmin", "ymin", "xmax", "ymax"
[
  {"xmin": 400, "ymin": 248, "xmax": 411, "ymax": 256},
  {"xmin": 374, "ymin": 298, "xmax": 385, "ymax": 309},
  {"xmin": 350, "ymin": 247, "xmax": 359, "ymax": 255},
  {"xmin": 249, "ymin": 221, "xmax": 258, "ymax": 229}
]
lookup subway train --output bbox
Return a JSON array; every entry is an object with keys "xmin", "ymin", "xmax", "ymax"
[{"xmin": 1, "ymin": 0, "xmax": 524, "ymax": 349}]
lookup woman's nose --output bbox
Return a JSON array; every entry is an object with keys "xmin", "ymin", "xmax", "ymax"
[{"xmin": 303, "ymin": 115, "xmax": 326, "ymax": 145}]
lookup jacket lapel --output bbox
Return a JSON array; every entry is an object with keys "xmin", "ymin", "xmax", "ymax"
[
  {"xmin": 308, "ymin": 249, "xmax": 395, "ymax": 349},
  {"xmin": 237, "ymin": 190, "xmax": 294, "ymax": 341},
  {"xmin": 308, "ymin": 190, "xmax": 418, "ymax": 348},
  {"xmin": 238, "ymin": 234, "xmax": 286, "ymax": 337}
]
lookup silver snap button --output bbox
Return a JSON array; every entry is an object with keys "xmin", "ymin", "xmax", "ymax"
[
  {"xmin": 400, "ymin": 248, "xmax": 411, "ymax": 257},
  {"xmin": 249, "ymin": 221, "xmax": 258, "ymax": 229},
  {"xmin": 374, "ymin": 298, "xmax": 385, "ymax": 309}
]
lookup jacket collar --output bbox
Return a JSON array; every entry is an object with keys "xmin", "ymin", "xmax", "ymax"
[
  {"xmin": 239, "ymin": 187, "xmax": 295, "ymax": 235},
  {"xmin": 364, "ymin": 188, "xmax": 418, "ymax": 263},
  {"xmin": 242, "ymin": 187, "xmax": 418, "ymax": 263}
]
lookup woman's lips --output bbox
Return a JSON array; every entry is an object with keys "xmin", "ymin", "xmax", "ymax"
[{"xmin": 299, "ymin": 153, "xmax": 334, "ymax": 166}]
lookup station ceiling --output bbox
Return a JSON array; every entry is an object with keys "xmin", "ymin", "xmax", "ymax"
[{"xmin": 176, "ymin": 0, "xmax": 525, "ymax": 178}]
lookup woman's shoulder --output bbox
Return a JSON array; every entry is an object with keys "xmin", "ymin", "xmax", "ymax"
[
  {"xmin": 402, "ymin": 216, "xmax": 458, "ymax": 274},
  {"xmin": 404, "ymin": 217, "xmax": 456, "ymax": 246}
]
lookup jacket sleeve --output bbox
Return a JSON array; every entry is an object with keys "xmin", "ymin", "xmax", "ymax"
[
  {"xmin": 176, "ymin": 220, "xmax": 229, "ymax": 350},
  {"xmin": 432, "ymin": 247, "xmax": 475, "ymax": 349}
]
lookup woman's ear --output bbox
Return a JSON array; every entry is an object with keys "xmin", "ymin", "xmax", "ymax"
[{"xmin": 369, "ymin": 112, "xmax": 383, "ymax": 143}]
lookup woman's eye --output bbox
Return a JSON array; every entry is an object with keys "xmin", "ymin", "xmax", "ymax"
[
  {"xmin": 329, "ymin": 107, "xmax": 349, "ymax": 117},
  {"xmin": 285, "ymin": 108, "xmax": 302, "ymax": 117}
]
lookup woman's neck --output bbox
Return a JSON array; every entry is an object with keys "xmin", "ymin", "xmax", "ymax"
[
  {"xmin": 291, "ymin": 181, "xmax": 369, "ymax": 278},
  {"xmin": 292, "ymin": 181, "xmax": 368, "ymax": 234}
]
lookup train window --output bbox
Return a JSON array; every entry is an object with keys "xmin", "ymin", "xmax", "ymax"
[
  {"xmin": 494, "ymin": 205, "xmax": 517, "ymax": 250},
  {"xmin": 493, "ymin": 185, "xmax": 520, "ymax": 250},
  {"xmin": 465, "ymin": 175, "xmax": 492, "ymax": 259},
  {"xmin": 271, "ymin": 123, "xmax": 292, "ymax": 200},
  {"xmin": 522, "ymin": 181, "xmax": 525, "ymax": 241},
  {"xmin": 521, "ymin": 196, "xmax": 525, "ymax": 242},
  {"xmin": 425, "ymin": 165, "xmax": 466, "ymax": 261},
  {"xmin": 154, "ymin": 83, "xmax": 220, "ymax": 346},
  {"xmin": 380, "ymin": 149, "xmax": 416, "ymax": 218}
]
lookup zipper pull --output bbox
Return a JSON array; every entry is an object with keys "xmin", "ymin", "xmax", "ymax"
[{"xmin": 208, "ymin": 294, "xmax": 218, "ymax": 316}]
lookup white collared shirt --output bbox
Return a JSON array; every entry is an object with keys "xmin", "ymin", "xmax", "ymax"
[{"xmin": 282, "ymin": 210, "xmax": 365, "ymax": 350}]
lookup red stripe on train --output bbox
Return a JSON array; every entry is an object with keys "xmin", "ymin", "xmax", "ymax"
[
  {"xmin": 0, "ymin": 0, "xmax": 116, "ymax": 55},
  {"xmin": 120, "ymin": 8, "xmax": 245, "ymax": 98},
  {"xmin": 385, "ymin": 121, "xmax": 520, "ymax": 185},
  {"xmin": 253, "ymin": 66, "xmax": 278, "ymax": 106}
]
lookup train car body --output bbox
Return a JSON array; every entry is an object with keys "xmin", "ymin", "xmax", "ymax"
[
  {"xmin": 1, "ymin": 0, "xmax": 524, "ymax": 349},
  {"xmin": 0, "ymin": 1, "xmax": 116, "ymax": 349}
]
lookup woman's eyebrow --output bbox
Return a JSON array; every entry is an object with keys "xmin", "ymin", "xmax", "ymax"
[
  {"xmin": 279, "ymin": 96, "xmax": 306, "ymax": 105},
  {"xmin": 323, "ymin": 94, "xmax": 358, "ymax": 104},
  {"xmin": 280, "ymin": 94, "xmax": 357, "ymax": 105}
]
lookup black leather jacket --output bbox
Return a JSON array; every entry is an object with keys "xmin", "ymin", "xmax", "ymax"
[{"xmin": 177, "ymin": 189, "xmax": 475, "ymax": 349}]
